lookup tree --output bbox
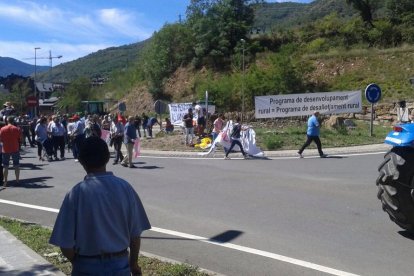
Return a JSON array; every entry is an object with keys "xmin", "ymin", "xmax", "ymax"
[
  {"xmin": 58, "ymin": 77, "xmax": 94, "ymax": 113},
  {"xmin": 386, "ymin": 0, "xmax": 414, "ymax": 22},
  {"xmin": 186, "ymin": 0, "xmax": 255, "ymax": 69},
  {"xmin": 346, "ymin": 0, "xmax": 375, "ymax": 27},
  {"xmin": 9, "ymin": 79, "xmax": 32, "ymax": 113},
  {"xmin": 141, "ymin": 23, "xmax": 194, "ymax": 98}
]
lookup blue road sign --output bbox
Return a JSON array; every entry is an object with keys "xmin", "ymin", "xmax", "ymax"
[{"xmin": 365, "ymin": 83, "xmax": 381, "ymax": 104}]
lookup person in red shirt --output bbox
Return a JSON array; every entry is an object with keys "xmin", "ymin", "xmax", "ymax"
[{"xmin": 0, "ymin": 116, "xmax": 21, "ymax": 187}]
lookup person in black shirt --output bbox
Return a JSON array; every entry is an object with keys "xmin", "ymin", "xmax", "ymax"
[
  {"xmin": 183, "ymin": 108, "xmax": 194, "ymax": 146},
  {"xmin": 224, "ymin": 116, "xmax": 248, "ymax": 160}
]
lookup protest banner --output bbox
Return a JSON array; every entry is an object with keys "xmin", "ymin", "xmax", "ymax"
[
  {"xmin": 168, "ymin": 103, "xmax": 193, "ymax": 125},
  {"xmin": 255, "ymin": 91, "xmax": 362, "ymax": 119},
  {"xmin": 169, "ymin": 103, "xmax": 216, "ymax": 125}
]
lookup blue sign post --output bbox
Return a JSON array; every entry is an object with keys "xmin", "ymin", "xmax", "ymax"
[
  {"xmin": 365, "ymin": 83, "xmax": 381, "ymax": 104},
  {"xmin": 365, "ymin": 83, "xmax": 382, "ymax": 136}
]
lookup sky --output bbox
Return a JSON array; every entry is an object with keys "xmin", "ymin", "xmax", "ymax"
[{"xmin": 0, "ymin": 0, "xmax": 312, "ymax": 66}]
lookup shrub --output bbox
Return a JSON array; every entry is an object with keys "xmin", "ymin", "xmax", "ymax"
[{"xmin": 264, "ymin": 136, "xmax": 284, "ymax": 150}]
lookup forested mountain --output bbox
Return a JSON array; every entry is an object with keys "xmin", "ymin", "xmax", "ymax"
[
  {"xmin": 40, "ymin": 0, "xmax": 382, "ymax": 82},
  {"xmin": 2, "ymin": 0, "xmax": 414, "ymax": 115},
  {"xmin": 37, "ymin": 40, "xmax": 149, "ymax": 82},
  {"xmin": 253, "ymin": 0, "xmax": 388, "ymax": 31},
  {"xmin": 0, "ymin": 57, "xmax": 48, "ymax": 77}
]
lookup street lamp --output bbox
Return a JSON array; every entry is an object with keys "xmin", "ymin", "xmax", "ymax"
[
  {"xmin": 34, "ymin": 47, "xmax": 41, "ymax": 116},
  {"xmin": 240, "ymin": 39, "xmax": 246, "ymax": 121}
]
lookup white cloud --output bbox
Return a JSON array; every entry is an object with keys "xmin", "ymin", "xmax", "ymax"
[
  {"xmin": 0, "ymin": 2, "xmax": 153, "ymax": 62},
  {"xmin": 0, "ymin": 2, "xmax": 63, "ymax": 29},
  {"xmin": 97, "ymin": 8, "xmax": 152, "ymax": 40}
]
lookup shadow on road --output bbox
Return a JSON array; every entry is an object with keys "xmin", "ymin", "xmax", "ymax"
[
  {"xmin": 19, "ymin": 163, "xmax": 49, "ymax": 171},
  {"xmin": 209, "ymin": 230, "xmax": 244, "ymax": 243},
  {"xmin": 398, "ymin": 231, "xmax": 414, "ymax": 240},
  {"xmin": 0, "ymin": 263, "xmax": 61, "ymax": 275},
  {"xmin": 131, "ymin": 162, "xmax": 163, "ymax": 170},
  {"xmin": 142, "ymin": 230, "xmax": 244, "ymax": 244},
  {"xmin": 324, "ymin": 155, "xmax": 345, "ymax": 159},
  {"xmin": 6, "ymin": 177, "xmax": 54, "ymax": 189}
]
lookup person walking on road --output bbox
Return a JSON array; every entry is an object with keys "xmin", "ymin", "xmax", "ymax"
[
  {"xmin": 71, "ymin": 115, "xmax": 85, "ymax": 162},
  {"xmin": 110, "ymin": 115, "xmax": 124, "ymax": 165},
  {"xmin": 121, "ymin": 116, "xmax": 137, "ymax": 168},
  {"xmin": 224, "ymin": 116, "xmax": 249, "ymax": 160},
  {"xmin": 50, "ymin": 116, "xmax": 66, "ymax": 160},
  {"xmin": 298, "ymin": 111, "xmax": 326, "ymax": 158},
  {"xmin": 0, "ymin": 116, "xmax": 22, "ymax": 187},
  {"xmin": 49, "ymin": 136, "xmax": 151, "ymax": 276}
]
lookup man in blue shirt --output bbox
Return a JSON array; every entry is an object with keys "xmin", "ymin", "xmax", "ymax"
[
  {"xmin": 146, "ymin": 117, "xmax": 158, "ymax": 138},
  {"xmin": 298, "ymin": 111, "xmax": 326, "ymax": 158},
  {"xmin": 50, "ymin": 136, "xmax": 151, "ymax": 275},
  {"xmin": 121, "ymin": 116, "xmax": 137, "ymax": 168}
]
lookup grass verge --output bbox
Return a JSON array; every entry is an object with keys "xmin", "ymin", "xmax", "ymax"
[
  {"xmin": 255, "ymin": 120, "xmax": 390, "ymax": 150},
  {"xmin": 0, "ymin": 217, "xmax": 209, "ymax": 276}
]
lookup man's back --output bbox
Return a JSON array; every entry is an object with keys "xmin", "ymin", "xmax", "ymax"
[
  {"xmin": 50, "ymin": 172, "xmax": 150, "ymax": 255},
  {"xmin": 0, "ymin": 124, "xmax": 20, "ymax": 153}
]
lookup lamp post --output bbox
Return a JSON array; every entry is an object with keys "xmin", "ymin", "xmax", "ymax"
[
  {"xmin": 34, "ymin": 47, "xmax": 41, "ymax": 116},
  {"xmin": 240, "ymin": 39, "xmax": 246, "ymax": 121}
]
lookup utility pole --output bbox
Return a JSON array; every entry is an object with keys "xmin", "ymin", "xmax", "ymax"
[
  {"xmin": 240, "ymin": 39, "xmax": 246, "ymax": 122},
  {"xmin": 34, "ymin": 47, "xmax": 41, "ymax": 116}
]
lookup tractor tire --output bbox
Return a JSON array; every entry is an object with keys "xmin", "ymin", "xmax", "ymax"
[{"xmin": 377, "ymin": 147, "xmax": 414, "ymax": 232}]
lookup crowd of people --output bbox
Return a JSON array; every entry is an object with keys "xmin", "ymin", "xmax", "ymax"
[
  {"xmin": 0, "ymin": 107, "xmax": 166, "ymax": 188},
  {"xmin": 0, "ymin": 99, "xmax": 268, "ymax": 186},
  {"xmin": 32, "ymin": 112, "xmax": 159, "ymax": 164}
]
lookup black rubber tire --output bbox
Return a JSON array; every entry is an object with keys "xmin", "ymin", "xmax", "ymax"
[{"xmin": 377, "ymin": 147, "xmax": 414, "ymax": 232}]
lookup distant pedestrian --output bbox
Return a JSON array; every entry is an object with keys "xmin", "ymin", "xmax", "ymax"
[
  {"xmin": 142, "ymin": 113, "xmax": 148, "ymax": 138},
  {"xmin": 165, "ymin": 118, "xmax": 174, "ymax": 133},
  {"xmin": 84, "ymin": 115, "xmax": 102, "ymax": 138},
  {"xmin": 212, "ymin": 113, "xmax": 225, "ymax": 142},
  {"xmin": 146, "ymin": 117, "xmax": 158, "ymax": 138},
  {"xmin": 133, "ymin": 115, "xmax": 142, "ymax": 138},
  {"xmin": 30, "ymin": 117, "xmax": 37, "ymax": 146},
  {"xmin": 0, "ymin": 121, "xmax": 5, "ymax": 185},
  {"xmin": 50, "ymin": 116, "xmax": 66, "ymax": 161},
  {"xmin": 121, "ymin": 116, "xmax": 137, "ymax": 168},
  {"xmin": 110, "ymin": 116, "xmax": 124, "ymax": 165},
  {"xmin": 49, "ymin": 136, "xmax": 151, "ymax": 275},
  {"xmin": 35, "ymin": 117, "xmax": 48, "ymax": 161},
  {"xmin": 195, "ymin": 105, "xmax": 206, "ymax": 136},
  {"xmin": 183, "ymin": 108, "xmax": 194, "ymax": 146},
  {"xmin": 224, "ymin": 116, "xmax": 249, "ymax": 160},
  {"xmin": 101, "ymin": 115, "xmax": 111, "ymax": 131},
  {"xmin": 71, "ymin": 115, "xmax": 85, "ymax": 162},
  {"xmin": 0, "ymin": 116, "xmax": 22, "ymax": 187},
  {"xmin": 298, "ymin": 111, "xmax": 326, "ymax": 158}
]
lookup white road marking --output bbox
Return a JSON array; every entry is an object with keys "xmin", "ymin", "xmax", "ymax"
[
  {"xmin": 0, "ymin": 199, "xmax": 360, "ymax": 276},
  {"xmin": 139, "ymin": 151, "xmax": 387, "ymax": 160}
]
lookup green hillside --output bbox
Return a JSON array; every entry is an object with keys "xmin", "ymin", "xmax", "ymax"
[
  {"xmin": 253, "ymin": 0, "xmax": 388, "ymax": 32},
  {"xmin": 37, "ymin": 40, "xmax": 149, "ymax": 82},
  {"xmin": 38, "ymin": 0, "xmax": 414, "ymax": 115}
]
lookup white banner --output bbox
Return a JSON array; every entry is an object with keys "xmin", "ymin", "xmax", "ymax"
[
  {"xmin": 169, "ymin": 103, "xmax": 216, "ymax": 125},
  {"xmin": 168, "ymin": 103, "xmax": 193, "ymax": 125},
  {"xmin": 255, "ymin": 91, "xmax": 362, "ymax": 118}
]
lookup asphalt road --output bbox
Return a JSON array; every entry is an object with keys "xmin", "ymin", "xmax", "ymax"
[{"xmin": 1, "ymin": 147, "xmax": 414, "ymax": 276}]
